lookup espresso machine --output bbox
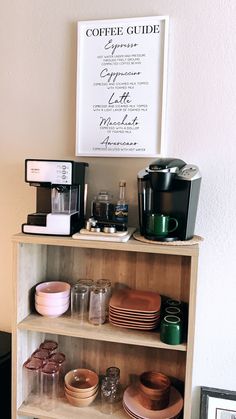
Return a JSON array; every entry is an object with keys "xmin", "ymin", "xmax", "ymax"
[
  {"xmin": 138, "ymin": 158, "xmax": 201, "ymax": 241},
  {"xmin": 22, "ymin": 159, "xmax": 88, "ymax": 235}
]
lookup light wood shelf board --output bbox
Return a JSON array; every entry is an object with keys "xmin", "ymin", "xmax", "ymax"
[
  {"xmin": 18, "ymin": 396, "xmax": 126, "ymax": 418},
  {"xmin": 18, "ymin": 314, "xmax": 187, "ymax": 352},
  {"xmin": 12, "ymin": 233, "xmax": 199, "ymax": 257}
]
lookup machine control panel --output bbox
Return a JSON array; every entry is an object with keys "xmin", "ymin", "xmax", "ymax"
[
  {"xmin": 177, "ymin": 164, "xmax": 201, "ymax": 181},
  {"xmin": 26, "ymin": 160, "xmax": 73, "ymax": 185}
]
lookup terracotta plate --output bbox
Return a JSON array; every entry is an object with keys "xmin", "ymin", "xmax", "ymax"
[
  {"xmin": 123, "ymin": 402, "xmax": 141, "ymax": 419},
  {"xmin": 123, "ymin": 402, "xmax": 181, "ymax": 419},
  {"xmin": 109, "ymin": 313, "xmax": 160, "ymax": 326},
  {"xmin": 109, "ymin": 306, "xmax": 160, "ymax": 319},
  {"xmin": 109, "ymin": 320, "xmax": 159, "ymax": 331},
  {"xmin": 109, "ymin": 289, "xmax": 161, "ymax": 313},
  {"xmin": 123, "ymin": 385, "xmax": 183, "ymax": 419}
]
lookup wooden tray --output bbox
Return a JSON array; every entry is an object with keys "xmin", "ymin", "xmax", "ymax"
[{"xmin": 72, "ymin": 227, "xmax": 136, "ymax": 242}]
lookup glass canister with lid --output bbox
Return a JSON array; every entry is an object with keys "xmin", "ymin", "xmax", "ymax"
[{"xmin": 91, "ymin": 191, "xmax": 114, "ymax": 222}]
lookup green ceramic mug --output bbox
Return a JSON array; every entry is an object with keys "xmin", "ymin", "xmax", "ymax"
[
  {"xmin": 160, "ymin": 315, "xmax": 183, "ymax": 345},
  {"xmin": 166, "ymin": 299, "xmax": 182, "ymax": 306},
  {"xmin": 164, "ymin": 306, "xmax": 182, "ymax": 317},
  {"xmin": 146, "ymin": 214, "xmax": 178, "ymax": 237}
]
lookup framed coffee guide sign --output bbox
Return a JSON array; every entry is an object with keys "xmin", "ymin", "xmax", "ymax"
[{"xmin": 75, "ymin": 15, "xmax": 169, "ymax": 157}]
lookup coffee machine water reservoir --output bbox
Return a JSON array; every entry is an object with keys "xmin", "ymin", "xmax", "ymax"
[
  {"xmin": 22, "ymin": 159, "xmax": 88, "ymax": 235},
  {"xmin": 138, "ymin": 158, "xmax": 201, "ymax": 241}
]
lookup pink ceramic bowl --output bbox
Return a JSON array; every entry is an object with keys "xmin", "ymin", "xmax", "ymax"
[
  {"xmin": 36, "ymin": 281, "xmax": 71, "ymax": 298},
  {"xmin": 35, "ymin": 301, "xmax": 69, "ymax": 317},
  {"xmin": 35, "ymin": 293, "xmax": 69, "ymax": 306}
]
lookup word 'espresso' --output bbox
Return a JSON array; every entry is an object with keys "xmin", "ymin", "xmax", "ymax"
[{"xmin": 86, "ymin": 25, "xmax": 160, "ymax": 37}]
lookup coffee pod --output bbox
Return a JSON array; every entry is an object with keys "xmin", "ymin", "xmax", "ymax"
[{"xmin": 160, "ymin": 315, "xmax": 183, "ymax": 345}]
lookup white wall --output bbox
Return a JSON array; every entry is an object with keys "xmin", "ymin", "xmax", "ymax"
[{"xmin": 1, "ymin": 1, "xmax": 236, "ymax": 417}]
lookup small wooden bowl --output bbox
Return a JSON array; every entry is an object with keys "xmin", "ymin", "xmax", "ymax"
[
  {"xmin": 137, "ymin": 389, "xmax": 170, "ymax": 410},
  {"xmin": 137, "ymin": 371, "xmax": 171, "ymax": 410},
  {"xmin": 64, "ymin": 383, "xmax": 99, "ymax": 399},
  {"xmin": 139, "ymin": 371, "xmax": 171, "ymax": 397},
  {"xmin": 65, "ymin": 368, "xmax": 99, "ymax": 393},
  {"xmin": 65, "ymin": 389, "xmax": 98, "ymax": 407}
]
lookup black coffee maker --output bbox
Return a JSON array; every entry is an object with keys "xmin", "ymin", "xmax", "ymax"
[{"xmin": 138, "ymin": 158, "xmax": 201, "ymax": 241}]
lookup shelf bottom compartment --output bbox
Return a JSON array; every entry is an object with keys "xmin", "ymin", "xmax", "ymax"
[
  {"xmin": 14, "ymin": 330, "xmax": 186, "ymax": 419},
  {"xmin": 18, "ymin": 391, "xmax": 184, "ymax": 419}
]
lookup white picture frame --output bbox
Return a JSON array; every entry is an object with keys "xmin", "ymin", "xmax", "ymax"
[
  {"xmin": 75, "ymin": 15, "xmax": 169, "ymax": 157},
  {"xmin": 200, "ymin": 387, "xmax": 236, "ymax": 419}
]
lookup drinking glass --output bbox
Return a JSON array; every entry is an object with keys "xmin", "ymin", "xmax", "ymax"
[
  {"xmin": 41, "ymin": 361, "xmax": 60, "ymax": 410},
  {"xmin": 71, "ymin": 283, "xmax": 89, "ymax": 322},
  {"xmin": 31, "ymin": 348, "xmax": 50, "ymax": 363},
  {"xmin": 49, "ymin": 352, "xmax": 66, "ymax": 370},
  {"xmin": 23, "ymin": 357, "xmax": 43, "ymax": 406},
  {"xmin": 77, "ymin": 279, "xmax": 94, "ymax": 312},
  {"xmin": 39, "ymin": 340, "xmax": 58, "ymax": 354},
  {"xmin": 95, "ymin": 279, "xmax": 112, "ymax": 320},
  {"xmin": 49, "ymin": 352, "xmax": 66, "ymax": 396},
  {"xmin": 89, "ymin": 285, "xmax": 107, "ymax": 325},
  {"xmin": 76, "ymin": 278, "xmax": 95, "ymax": 288}
]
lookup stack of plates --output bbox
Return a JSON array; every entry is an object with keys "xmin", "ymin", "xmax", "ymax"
[
  {"xmin": 123, "ymin": 385, "xmax": 183, "ymax": 419},
  {"xmin": 109, "ymin": 289, "xmax": 161, "ymax": 331}
]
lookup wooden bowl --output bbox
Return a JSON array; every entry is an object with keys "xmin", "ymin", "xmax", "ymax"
[
  {"xmin": 64, "ymin": 383, "xmax": 99, "ymax": 399},
  {"xmin": 65, "ymin": 389, "xmax": 98, "ymax": 407},
  {"xmin": 137, "ymin": 388, "xmax": 170, "ymax": 410},
  {"xmin": 137, "ymin": 371, "xmax": 171, "ymax": 410},
  {"xmin": 139, "ymin": 371, "xmax": 171, "ymax": 396},
  {"xmin": 64, "ymin": 368, "xmax": 99, "ymax": 393}
]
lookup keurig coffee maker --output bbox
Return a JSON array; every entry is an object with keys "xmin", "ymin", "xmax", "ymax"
[
  {"xmin": 22, "ymin": 159, "xmax": 88, "ymax": 235},
  {"xmin": 138, "ymin": 158, "xmax": 201, "ymax": 241}
]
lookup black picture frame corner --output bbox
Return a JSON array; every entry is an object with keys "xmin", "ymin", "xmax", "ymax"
[{"xmin": 200, "ymin": 386, "xmax": 236, "ymax": 419}]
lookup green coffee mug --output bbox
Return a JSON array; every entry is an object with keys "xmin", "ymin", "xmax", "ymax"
[
  {"xmin": 164, "ymin": 307, "xmax": 182, "ymax": 317},
  {"xmin": 160, "ymin": 315, "xmax": 183, "ymax": 345},
  {"xmin": 146, "ymin": 214, "xmax": 178, "ymax": 237}
]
